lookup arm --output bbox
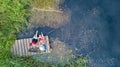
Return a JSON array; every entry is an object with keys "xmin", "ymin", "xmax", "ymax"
[
  {"xmin": 33, "ymin": 31, "xmax": 38, "ymax": 38},
  {"xmin": 35, "ymin": 31, "xmax": 38, "ymax": 37}
]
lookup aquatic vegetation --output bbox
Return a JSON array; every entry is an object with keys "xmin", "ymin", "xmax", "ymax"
[
  {"xmin": 29, "ymin": 10, "xmax": 70, "ymax": 28},
  {"xmin": 29, "ymin": 0, "xmax": 70, "ymax": 28},
  {"xmin": 32, "ymin": 38, "xmax": 86, "ymax": 67},
  {"xmin": 66, "ymin": 56, "xmax": 87, "ymax": 67},
  {"xmin": 33, "ymin": 39, "xmax": 73, "ymax": 64}
]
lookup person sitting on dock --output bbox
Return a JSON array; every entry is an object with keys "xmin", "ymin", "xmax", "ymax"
[
  {"xmin": 30, "ymin": 31, "xmax": 39, "ymax": 48},
  {"xmin": 39, "ymin": 32, "xmax": 45, "ymax": 45},
  {"xmin": 38, "ymin": 32, "xmax": 47, "ymax": 52}
]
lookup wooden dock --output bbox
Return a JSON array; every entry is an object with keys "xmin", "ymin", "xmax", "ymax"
[{"xmin": 11, "ymin": 36, "xmax": 50, "ymax": 56}]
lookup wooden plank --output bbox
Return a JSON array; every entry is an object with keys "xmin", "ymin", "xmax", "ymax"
[{"xmin": 23, "ymin": 39, "xmax": 26, "ymax": 56}]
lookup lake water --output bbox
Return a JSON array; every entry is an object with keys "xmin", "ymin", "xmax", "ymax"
[
  {"xmin": 18, "ymin": 0, "xmax": 120, "ymax": 67},
  {"xmin": 61, "ymin": 0, "xmax": 120, "ymax": 67}
]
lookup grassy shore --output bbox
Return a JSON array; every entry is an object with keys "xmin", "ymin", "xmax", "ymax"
[
  {"xmin": 30, "ymin": 0, "xmax": 61, "ymax": 9},
  {"xmin": 0, "ymin": 0, "xmax": 86, "ymax": 67}
]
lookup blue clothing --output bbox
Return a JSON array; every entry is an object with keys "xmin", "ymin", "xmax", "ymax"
[{"xmin": 43, "ymin": 44, "xmax": 47, "ymax": 51}]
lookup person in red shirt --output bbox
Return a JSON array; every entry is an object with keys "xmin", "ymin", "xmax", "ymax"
[{"xmin": 39, "ymin": 32, "xmax": 45, "ymax": 45}]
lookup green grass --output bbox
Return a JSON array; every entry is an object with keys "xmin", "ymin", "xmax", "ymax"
[
  {"xmin": 0, "ymin": 0, "xmax": 29, "ymax": 59},
  {"xmin": 0, "ymin": 55, "xmax": 86, "ymax": 67},
  {"xmin": 30, "ymin": 0, "xmax": 59, "ymax": 9},
  {"xmin": 0, "ymin": 56, "xmax": 52, "ymax": 67}
]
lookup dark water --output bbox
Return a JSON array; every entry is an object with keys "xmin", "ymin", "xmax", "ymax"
[
  {"xmin": 61, "ymin": 0, "xmax": 120, "ymax": 67},
  {"xmin": 19, "ymin": 0, "xmax": 120, "ymax": 67}
]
